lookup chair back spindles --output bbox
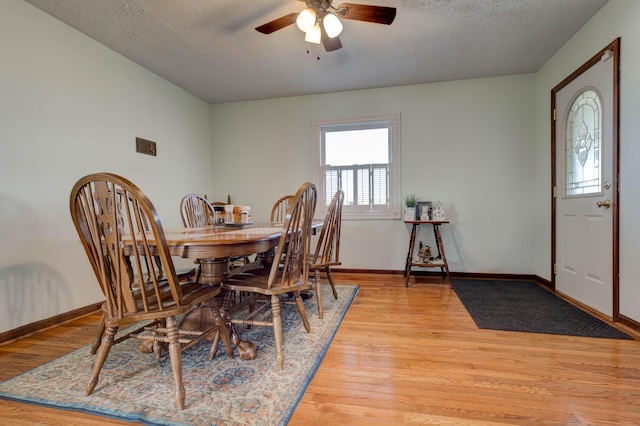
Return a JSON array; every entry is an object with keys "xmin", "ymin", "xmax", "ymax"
[
  {"xmin": 270, "ymin": 194, "xmax": 294, "ymax": 222},
  {"xmin": 314, "ymin": 190, "xmax": 344, "ymax": 266},
  {"xmin": 180, "ymin": 193, "xmax": 216, "ymax": 227},
  {"xmin": 71, "ymin": 175, "xmax": 182, "ymax": 318}
]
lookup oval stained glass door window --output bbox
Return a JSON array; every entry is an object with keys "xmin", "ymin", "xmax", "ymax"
[{"xmin": 565, "ymin": 89, "xmax": 602, "ymax": 196}]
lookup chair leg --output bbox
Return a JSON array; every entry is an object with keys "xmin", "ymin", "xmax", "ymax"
[
  {"xmin": 293, "ymin": 292, "xmax": 311, "ymax": 333},
  {"xmin": 153, "ymin": 255, "xmax": 164, "ymax": 280},
  {"xmin": 86, "ymin": 325, "xmax": 117, "ymax": 396},
  {"xmin": 314, "ymin": 268, "xmax": 325, "ymax": 319},
  {"xmin": 326, "ymin": 266, "xmax": 338, "ymax": 299},
  {"xmin": 153, "ymin": 319, "xmax": 166, "ymax": 359},
  {"xmin": 247, "ymin": 293, "xmax": 257, "ymax": 329},
  {"xmin": 194, "ymin": 261, "xmax": 201, "ymax": 283},
  {"xmin": 165, "ymin": 316, "xmax": 186, "ymax": 410},
  {"xmin": 271, "ymin": 295, "xmax": 285, "ymax": 370},
  {"xmin": 90, "ymin": 312, "xmax": 106, "ymax": 354}
]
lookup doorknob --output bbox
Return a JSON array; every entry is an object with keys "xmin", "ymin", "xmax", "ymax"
[{"xmin": 596, "ymin": 199, "xmax": 611, "ymax": 209}]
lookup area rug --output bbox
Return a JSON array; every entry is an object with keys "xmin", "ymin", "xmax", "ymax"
[
  {"xmin": 0, "ymin": 284, "xmax": 359, "ymax": 425},
  {"xmin": 452, "ymin": 279, "xmax": 632, "ymax": 339}
]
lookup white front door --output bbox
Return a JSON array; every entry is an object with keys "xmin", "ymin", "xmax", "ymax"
[{"xmin": 553, "ymin": 40, "xmax": 619, "ymax": 317}]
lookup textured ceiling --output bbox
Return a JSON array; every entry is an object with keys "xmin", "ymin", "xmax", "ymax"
[{"xmin": 23, "ymin": 0, "xmax": 608, "ymax": 104}]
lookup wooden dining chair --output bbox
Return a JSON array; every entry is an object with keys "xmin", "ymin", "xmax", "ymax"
[
  {"xmin": 270, "ymin": 194, "xmax": 294, "ymax": 222},
  {"xmin": 310, "ymin": 190, "xmax": 344, "ymax": 319},
  {"xmin": 70, "ymin": 173, "xmax": 232, "ymax": 410},
  {"xmin": 206, "ymin": 194, "xmax": 232, "ymax": 206},
  {"xmin": 221, "ymin": 182, "xmax": 317, "ymax": 370},
  {"xmin": 270, "ymin": 192, "xmax": 318, "ymax": 301},
  {"xmin": 180, "ymin": 193, "xmax": 216, "ymax": 227},
  {"xmin": 231, "ymin": 193, "xmax": 296, "ymax": 330}
]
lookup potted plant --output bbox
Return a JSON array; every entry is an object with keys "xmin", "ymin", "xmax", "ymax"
[{"xmin": 403, "ymin": 193, "xmax": 417, "ymax": 221}]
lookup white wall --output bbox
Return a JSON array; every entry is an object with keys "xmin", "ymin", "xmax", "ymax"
[
  {"xmin": 0, "ymin": 1, "xmax": 214, "ymax": 333},
  {"xmin": 534, "ymin": 0, "xmax": 640, "ymax": 322},
  {"xmin": 210, "ymin": 75, "xmax": 537, "ymax": 275}
]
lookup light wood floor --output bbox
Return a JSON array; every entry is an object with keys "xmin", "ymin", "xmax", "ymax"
[{"xmin": 1, "ymin": 273, "xmax": 639, "ymax": 425}]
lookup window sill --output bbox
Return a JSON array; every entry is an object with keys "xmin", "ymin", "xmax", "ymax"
[{"xmin": 341, "ymin": 211, "xmax": 401, "ymax": 220}]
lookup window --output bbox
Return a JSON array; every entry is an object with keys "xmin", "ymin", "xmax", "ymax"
[
  {"xmin": 564, "ymin": 89, "xmax": 602, "ymax": 196},
  {"xmin": 313, "ymin": 113, "xmax": 401, "ymax": 220}
]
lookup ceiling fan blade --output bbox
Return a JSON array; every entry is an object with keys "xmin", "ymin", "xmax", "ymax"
[
  {"xmin": 321, "ymin": 26, "xmax": 343, "ymax": 52},
  {"xmin": 255, "ymin": 12, "xmax": 298, "ymax": 34},
  {"xmin": 336, "ymin": 3, "xmax": 396, "ymax": 25}
]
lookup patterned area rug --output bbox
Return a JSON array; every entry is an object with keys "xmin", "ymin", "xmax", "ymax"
[
  {"xmin": 452, "ymin": 279, "xmax": 632, "ymax": 339},
  {"xmin": 0, "ymin": 284, "xmax": 359, "ymax": 425}
]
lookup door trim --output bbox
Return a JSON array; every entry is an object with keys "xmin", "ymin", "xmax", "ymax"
[{"xmin": 550, "ymin": 38, "xmax": 620, "ymax": 320}]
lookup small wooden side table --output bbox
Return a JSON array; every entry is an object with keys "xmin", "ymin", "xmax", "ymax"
[{"xmin": 403, "ymin": 220, "xmax": 451, "ymax": 287}]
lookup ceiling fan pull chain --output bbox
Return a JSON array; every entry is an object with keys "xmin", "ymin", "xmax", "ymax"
[{"xmin": 305, "ymin": 43, "xmax": 321, "ymax": 60}]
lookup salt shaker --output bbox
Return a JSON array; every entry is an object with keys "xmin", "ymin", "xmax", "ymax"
[
  {"xmin": 224, "ymin": 204, "xmax": 234, "ymax": 223},
  {"xmin": 240, "ymin": 206, "xmax": 251, "ymax": 223}
]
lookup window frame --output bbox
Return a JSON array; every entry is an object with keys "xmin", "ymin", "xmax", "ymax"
[{"xmin": 312, "ymin": 113, "xmax": 401, "ymax": 220}]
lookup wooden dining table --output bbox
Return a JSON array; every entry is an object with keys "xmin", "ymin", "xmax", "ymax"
[
  {"xmin": 145, "ymin": 221, "xmax": 322, "ymax": 360},
  {"xmin": 160, "ymin": 220, "xmax": 323, "ymax": 282},
  {"xmin": 162, "ymin": 223, "xmax": 285, "ymax": 285}
]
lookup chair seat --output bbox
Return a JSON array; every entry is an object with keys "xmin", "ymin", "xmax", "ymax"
[
  {"xmin": 222, "ymin": 268, "xmax": 312, "ymax": 296},
  {"xmin": 104, "ymin": 280, "xmax": 222, "ymax": 326}
]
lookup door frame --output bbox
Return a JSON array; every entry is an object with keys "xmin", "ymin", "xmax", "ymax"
[{"xmin": 550, "ymin": 38, "xmax": 620, "ymax": 320}]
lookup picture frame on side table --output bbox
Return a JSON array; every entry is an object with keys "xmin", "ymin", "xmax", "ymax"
[{"xmin": 415, "ymin": 201, "xmax": 432, "ymax": 220}]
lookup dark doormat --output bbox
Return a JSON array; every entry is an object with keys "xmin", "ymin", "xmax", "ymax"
[{"xmin": 452, "ymin": 279, "xmax": 633, "ymax": 339}]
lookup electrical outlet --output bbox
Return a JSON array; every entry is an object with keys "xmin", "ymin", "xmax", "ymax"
[{"xmin": 136, "ymin": 137, "xmax": 157, "ymax": 156}]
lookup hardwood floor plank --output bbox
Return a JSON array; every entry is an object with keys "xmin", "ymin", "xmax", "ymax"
[{"xmin": 1, "ymin": 273, "xmax": 638, "ymax": 425}]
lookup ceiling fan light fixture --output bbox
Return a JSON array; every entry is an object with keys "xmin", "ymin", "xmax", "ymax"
[
  {"xmin": 296, "ymin": 8, "xmax": 316, "ymax": 32},
  {"xmin": 323, "ymin": 13, "xmax": 343, "ymax": 38},
  {"xmin": 305, "ymin": 24, "xmax": 322, "ymax": 44},
  {"xmin": 256, "ymin": 3, "xmax": 397, "ymax": 53}
]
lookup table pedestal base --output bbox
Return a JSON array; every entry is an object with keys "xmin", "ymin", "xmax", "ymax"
[
  {"xmin": 179, "ymin": 294, "xmax": 258, "ymax": 361},
  {"xmin": 179, "ymin": 256, "xmax": 268, "ymax": 361},
  {"xmin": 199, "ymin": 258, "xmax": 229, "ymax": 285}
]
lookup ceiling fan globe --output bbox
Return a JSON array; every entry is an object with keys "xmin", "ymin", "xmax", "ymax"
[
  {"xmin": 296, "ymin": 8, "xmax": 317, "ymax": 32},
  {"xmin": 323, "ymin": 13, "xmax": 343, "ymax": 38},
  {"xmin": 305, "ymin": 24, "xmax": 322, "ymax": 44}
]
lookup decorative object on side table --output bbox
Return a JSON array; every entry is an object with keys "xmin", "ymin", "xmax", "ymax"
[
  {"xmin": 433, "ymin": 201, "xmax": 446, "ymax": 220},
  {"xmin": 416, "ymin": 201, "xmax": 432, "ymax": 221},
  {"xmin": 417, "ymin": 241, "xmax": 433, "ymax": 263},
  {"xmin": 403, "ymin": 193, "xmax": 417, "ymax": 221}
]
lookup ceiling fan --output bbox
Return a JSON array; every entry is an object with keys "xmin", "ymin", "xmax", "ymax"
[{"xmin": 255, "ymin": 0, "xmax": 396, "ymax": 52}]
